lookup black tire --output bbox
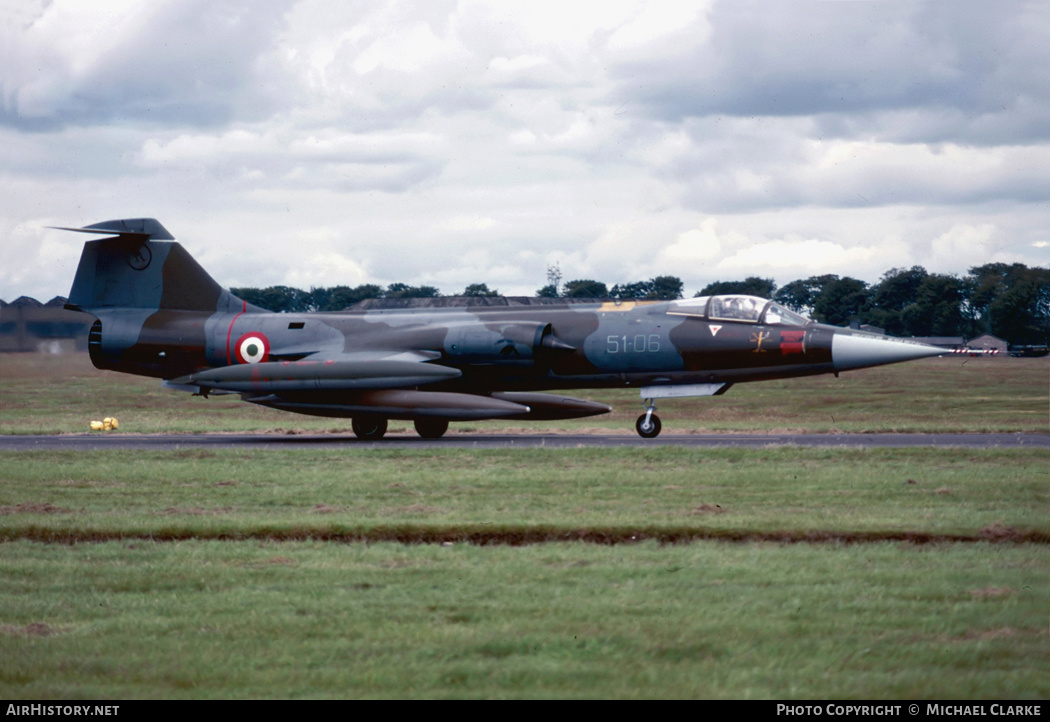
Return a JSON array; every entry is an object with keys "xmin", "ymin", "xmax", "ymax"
[
  {"xmin": 635, "ymin": 413, "xmax": 662, "ymax": 439},
  {"xmin": 352, "ymin": 416, "xmax": 388, "ymax": 440},
  {"xmin": 414, "ymin": 418, "xmax": 449, "ymax": 439}
]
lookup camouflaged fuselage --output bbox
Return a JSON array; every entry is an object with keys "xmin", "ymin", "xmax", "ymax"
[
  {"xmin": 85, "ymin": 298, "xmax": 836, "ymax": 390},
  {"xmin": 63, "ymin": 219, "xmax": 945, "ymax": 436}
]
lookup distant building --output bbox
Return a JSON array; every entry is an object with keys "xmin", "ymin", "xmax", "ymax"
[
  {"xmin": 908, "ymin": 337, "xmax": 964, "ymax": 350},
  {"xmin": 966, "ymin": 334, "xmax": 1008, "ymax": 353},
  {"xmin": 0, "ymin": 297, "xmax": 93, "ymax": 353}
]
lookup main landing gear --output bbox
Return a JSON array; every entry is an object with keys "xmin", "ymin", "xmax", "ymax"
[
  {"xmin": 351, "ymin": 416, "xmax": 388, "ymax": 441},
  {"xmin": 635, "ymin": 398, "xmax": 662, "ymax": 439},
  {"xmin": 413, "ymin": 418, "xmax": 449, "ymax": 439},
  {"xmin": 351, "ymin": 417, "xmax": 450, "ymax": 440}
]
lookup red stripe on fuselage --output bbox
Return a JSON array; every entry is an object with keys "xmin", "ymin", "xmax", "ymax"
[{"xmin": 225, "ymin": 300, "xmax": 248, "ymax": 365}]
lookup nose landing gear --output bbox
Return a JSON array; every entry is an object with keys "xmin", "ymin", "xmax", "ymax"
[{"xmin": 635, "ymin": 398, "xmax": 661, "ymax": 438}]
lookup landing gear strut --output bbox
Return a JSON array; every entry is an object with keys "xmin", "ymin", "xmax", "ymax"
[
  {"xmin": 414, "ymin": 418, "xmax": 449, "ymax": 439},
  {"xmin": 352, "ymin": 416, "xmax": 388, "ymax": 440},
  {"xmin": 635, "ymin": 398, "xmax": 661, "ymax": 439}
]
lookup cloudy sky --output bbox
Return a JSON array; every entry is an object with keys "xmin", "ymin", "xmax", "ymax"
[{"xmin": 2, "ymin": 0, "xmax": 1047, "ymax": 302}]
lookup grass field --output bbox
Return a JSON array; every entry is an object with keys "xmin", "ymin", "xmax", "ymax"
[
  {"xmin": 1, "ymin": 447, "xmax": 1047, "ymax": 539},
  {"xmin": 2, "ymin": 540, "xmax": 1046, "ymax": 699},
  {"xmin": 0, "ymin": 352, "xmax": 1047, "ymax": 698}
]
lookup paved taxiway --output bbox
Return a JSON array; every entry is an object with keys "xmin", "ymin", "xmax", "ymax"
[{"xmin": 2, "ymin": 432, "xmax": 1047, "ymax": 450}]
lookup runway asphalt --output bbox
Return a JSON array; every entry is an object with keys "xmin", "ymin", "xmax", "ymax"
[{"xmin": 2, "ymin": 432, "xmax": 1047, "ymax": 450}]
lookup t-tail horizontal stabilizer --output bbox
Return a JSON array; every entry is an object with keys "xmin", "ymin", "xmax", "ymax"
[{"xmin": 51, "ymin": 218, "xmax": 175, "ymax": 241}]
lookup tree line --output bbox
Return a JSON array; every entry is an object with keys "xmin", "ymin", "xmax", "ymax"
[{"xmin": 232, "ymin": 262, "xmax": 1047, "ymax": 344}]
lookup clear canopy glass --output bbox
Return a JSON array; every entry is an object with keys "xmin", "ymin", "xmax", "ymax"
[{"xmin": 667, "ymin": 295, "xmax": 810, "ymax": 325}]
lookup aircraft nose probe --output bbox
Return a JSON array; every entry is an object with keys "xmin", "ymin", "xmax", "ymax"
[{"xmin": 831, "ymin": 332, "xmax": 945, "ymax": 372}]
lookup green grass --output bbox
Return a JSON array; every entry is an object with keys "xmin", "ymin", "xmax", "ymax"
[
  {"xmin": 1, "ymin": 446, "xmax": 1047, "ymax": 698},
  {"xmin": 1, "ymin": 447, "xmax": 1047, "ymax": 538},
  {"xmin": 1, "ymin": 353, "xmax": 1047, "ymax": 435},
  {"xmin": 1, "ymin": 540, "xmax": 1047, "ymax": 699}
]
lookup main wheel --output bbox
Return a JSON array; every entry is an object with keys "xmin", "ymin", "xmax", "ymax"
[
  {"xmin": 635, "ymin": 413, "xmax": 662, "ymax": 439},
  {"xmin": 414, "ymin": 418, "xmax": 449, "ymax": 439},
  {"xmin": 352, "ymin": 416, "xmax": 388, "ymax": 440}
]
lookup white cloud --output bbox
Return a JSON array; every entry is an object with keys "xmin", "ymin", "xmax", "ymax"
[
  {"xmin": 283, "ymin": 251, "xmax": 369, "ymax": 289},
  {"xmin": 439, "ymin": 215, "xmax": 500, "ymax": 233},
  {"xmin": 3, "ymin": 0, "xmax": 297, "ymax": 129},
  {"xmin": 657, "ymin": 220, "xmax": 725, "ymax": 266},
  {"xmin": 718, "ymin": 238, "xmax": 880, "ymax": 277},
  {"xmin": 488, "ymin": 54, "xmax": 551, "ymax": 75},
  {"xmin": 137, "ymin": 130, "xmax": 275, "ymax": 167},
  {"xmin": 928, "ymin": 224, "xmax": 1001, "ymax": 270},
  {"xmin": 352, "ymin": 22, "xmax": 464, "ymax": 75}
]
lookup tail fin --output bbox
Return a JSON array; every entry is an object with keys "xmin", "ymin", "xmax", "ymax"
[{"xmin": 61, "ymin": 218, "xmax": 249, "ymax": 314}]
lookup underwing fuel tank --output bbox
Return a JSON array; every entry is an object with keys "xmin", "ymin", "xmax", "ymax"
[
  {"xmin": 246, "ymin": 389, "xmax": 531, "ymax": 420},
  {"xmin": 245, "ymin": 390, "xmax": 611, "ymax": 421},
  {"xmin": 491, "ymin": 393, "xmax": 612, "ymax": 420}
]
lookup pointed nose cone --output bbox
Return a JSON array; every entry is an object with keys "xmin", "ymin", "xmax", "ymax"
[{"xmin": 832, "ymin": 333, "xmax": 944, "ymax": 372}]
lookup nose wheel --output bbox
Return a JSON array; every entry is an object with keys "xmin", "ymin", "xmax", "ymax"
[{"xmin": 635, "ymin": 399, "xmax": 662, "ymax": 438}]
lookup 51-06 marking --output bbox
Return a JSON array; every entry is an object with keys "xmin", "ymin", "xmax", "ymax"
[{"xmin": 607, "ymin": 334, "xmax": 662, "ymax": 353}]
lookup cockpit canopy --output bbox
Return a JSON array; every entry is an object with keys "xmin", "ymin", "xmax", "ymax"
[{"xmin": 667, "ymin": 295, "xmax": 811, "ymax": 326}]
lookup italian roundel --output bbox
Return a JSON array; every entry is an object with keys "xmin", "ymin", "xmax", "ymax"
[{"xmin": 234, "ymin": 332, "xmax": 270, "ymax": 364}]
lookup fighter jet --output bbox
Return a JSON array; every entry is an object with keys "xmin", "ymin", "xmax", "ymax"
[{"xmin": 59, "ymin": 218, "xmax": 945, "ymax": 439}]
